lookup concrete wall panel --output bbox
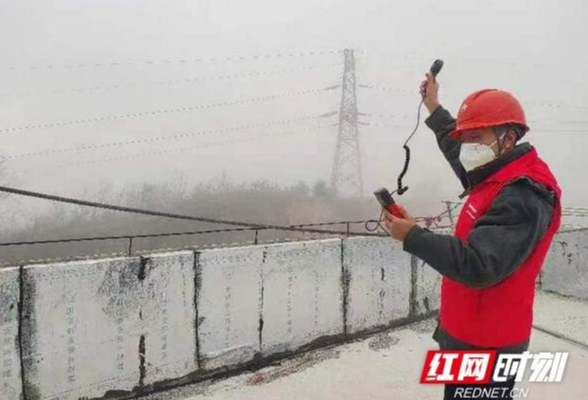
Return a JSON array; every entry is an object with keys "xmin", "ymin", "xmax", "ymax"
[
  {"xmin": 142, "ymin": 251, "xmax": 198, "ymax": 385},
  {"xmin": 21, "ymin": 258, "xmax": 143, "ymax": 400},
  {"xmin": 197, "ymin": 247, "xmax": 264, "ymax": 370},
  {"xmin": 542, "ymin": 230, "xmax": 588, "ymax": 300},
  {"xmin": 343, "ymin": 237, "xmax": 411, "ymax": 334},
  {"xmin": 261, "ymin": 239, "xmax": 343, "ymax": 356},
  {"xmin": 413, "ymin": 257, "xmax": 441, "ymax": 315},
  {"xmin": 0, "ymin": 267, "xmax": 22, "ymax": 400}
]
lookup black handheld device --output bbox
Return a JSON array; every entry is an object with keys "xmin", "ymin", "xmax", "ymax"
[
  {"xmin": 430, "ymin": 59, "xmax": 444, "ymax": 77},
  {"xmin": 373, "ymin": 187, "xmax": 402, "ymax": 218}
]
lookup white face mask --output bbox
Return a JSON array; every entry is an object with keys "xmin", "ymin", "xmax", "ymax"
[{"xmin": 459, "ymin": 133, "xmax": 506, "ymax": 172}]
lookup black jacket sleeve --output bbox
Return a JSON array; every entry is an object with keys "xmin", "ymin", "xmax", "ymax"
[
  {"xmin": 402, "ymin": 177, "xmax": 555, "ymax": 288},
  {"xmin": 425, "ymin": 105, "xmax": 469, "ymax": 190}
]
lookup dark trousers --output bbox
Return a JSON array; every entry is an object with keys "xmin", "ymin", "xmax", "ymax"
[{"xmin": 444, "ymin": 378, "xmax": 516, "ymax": 400}]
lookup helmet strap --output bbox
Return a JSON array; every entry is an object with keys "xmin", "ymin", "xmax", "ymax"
[{"xmin": 492, "ymin": 127, "xmax": 509, "ymax": 156}]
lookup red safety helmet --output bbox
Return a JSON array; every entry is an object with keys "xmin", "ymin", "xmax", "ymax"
[{"xmin": 449, "ymin": 89, "xmax": 530, "ymax": 139}]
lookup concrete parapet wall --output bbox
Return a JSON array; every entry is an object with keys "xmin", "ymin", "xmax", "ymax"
[
  {"xmin": 541, "ymin": 229, "xmax": 588, "ymax": 300},
  {"xmin": 0, "ymin": 267, "xmax": 22, "ymax": 400},
  {"xmin": 27, "ymin": 232, "xmax": 585, "ymax": 399},
  {"xmin": 8, "ymin": 227, "xmax": 586, "ymax": 400}
]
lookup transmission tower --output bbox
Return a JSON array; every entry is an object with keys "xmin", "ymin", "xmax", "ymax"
[{"xmin": 330, "ymin": 48, "xmax": 364, "ymax": 197}]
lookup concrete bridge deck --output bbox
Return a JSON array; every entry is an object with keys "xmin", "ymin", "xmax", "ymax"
[{"xmin": 140, "ymin": 291, "xmax": 588, "ymax": 400}]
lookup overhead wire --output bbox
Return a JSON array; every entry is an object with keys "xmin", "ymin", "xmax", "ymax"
[
  {"xmin": 0, "ymin": 86, "xmax": 340, "ymax": 134},
  {"xmin": 17, "ymin": 123, "xmax": 338, "ymax": 173},
  {"xmin": 3, "ymin": 50, "xmax": 342, "ymax": 72},
  {"xmin": 359, "ymin": 82, "xmax": 588, "ymax": 111},
  {"xmin": 364, "ymin": 112, "xmax": 588, "ymax": 126},
  {"xmin": 2, "ymin": 112, "xmax": 338, "ymax": 161},
  {"xmin": 361, "ymin": 122, "xmax": 588, "ymax": 135},
  {"xmin": 0, "ymin": 63, "xmax": 342, "ymax": 99}
]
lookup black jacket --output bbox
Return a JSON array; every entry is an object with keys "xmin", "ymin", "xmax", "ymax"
[{"xmin": 403, "ymin": 106, "xmax": 556, "ymax": 353}]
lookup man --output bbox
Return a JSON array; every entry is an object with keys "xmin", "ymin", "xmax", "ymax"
[{"xmin": 383, "ymin": 72, "xmax": 562, "ymax": 400}]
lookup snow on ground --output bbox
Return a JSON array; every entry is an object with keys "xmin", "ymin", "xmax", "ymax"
[
  {"xmin": 534, "ymin": 290, "xmax": 588, "ymax": 346},
  {"xmin": 140, "ymin": 293, "xmax": 588, "ymax": 400}
]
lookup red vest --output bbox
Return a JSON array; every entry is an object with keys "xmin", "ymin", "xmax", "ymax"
[{"xmin": 441, "ymin": 147, "xmax": 562, "ymax": 347}]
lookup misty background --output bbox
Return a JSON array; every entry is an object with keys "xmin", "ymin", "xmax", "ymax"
[{"xmin": 0, "ymin": 0, "xmax": 587, "ymax": 263}]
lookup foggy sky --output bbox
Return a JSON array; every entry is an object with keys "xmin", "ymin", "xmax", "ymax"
[{"xmin": 0, "ymin": 0, "xmax": 587, "ymax": 228}]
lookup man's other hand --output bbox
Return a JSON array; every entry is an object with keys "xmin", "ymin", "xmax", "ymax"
[{"xmin": 382, "ymin": 204, "xmax": 417, "ymax": 242}]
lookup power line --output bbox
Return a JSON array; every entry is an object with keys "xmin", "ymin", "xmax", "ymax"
[
  {"xmin": 365, "ymin": 112, "xmax": 588, "ymax": 126},
  {"xmin": 358, "ymin": 112, "xmax": 413, "ymax": 120},
  {"xmin": 359, "ymin": 122, "xmax": 415, "ymax": 130},
  {"xmin": 358, "ymin": 84, "xmax": 415, "ymax": 95},
  {"xmin": 359, "ymin": 83, "xmax": 588, "ymax": 111},
  {"xmin": 0, "ymin": 86, "xmax": 340, "ymax": 134},
  {"xmin": 561, "ymin": 206, "xmax": 588, "ymax": 213},
  {"xmin": 356, "ymin": 51, "xmax": 588, "ymax": 84},
  {"xmin": 18, "ymin": 124, "xmax": 338, "ymax": 173},
  {"xmin": 2, "ymin": 113, "xmax": 338, "ymax": 161},
  {"xmin": 525, "ymin": 100, "xmax": 588, "ymax": 110},
  {"xmin": 532, "ymin": 130, "xmax": 588, "ymax": 134},
  {"xmin": 3, "ymin": 50, "xmax": 342, "ymax": 72},
  {"xmin": 0, "ymin": 63, "xmax": 342, "ymax": 99},
  {"xmin": 363, "ymin": 123, "xmax": 588, "ymax": 136},
  {"xmin": 530, "ymin": 120, "xmax": 588, "ymax": 125}
]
